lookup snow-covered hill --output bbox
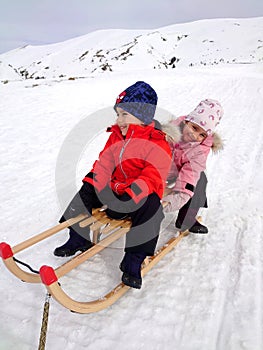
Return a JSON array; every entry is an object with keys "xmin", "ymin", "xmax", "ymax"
[
  {"xmin": 1, "ymin": 16, "xmax": 263, "ymax": 350},
  {"xmin": 0, "ymin": 17, "xmax": 263, "ymax": 82}
]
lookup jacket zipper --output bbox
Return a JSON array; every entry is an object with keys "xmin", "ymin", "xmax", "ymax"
[{"xmin": 119, "ymin": 130, "xmax": 134, "ymax": 179}]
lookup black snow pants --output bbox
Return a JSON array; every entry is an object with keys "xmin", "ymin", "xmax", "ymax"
[
  {"xmin": 59, "ymin": 183, "xmax": 164, "ymax": 256},
  {"xmin": 176, "ymin": 171, "xmax": 208, "ymax": 226}
]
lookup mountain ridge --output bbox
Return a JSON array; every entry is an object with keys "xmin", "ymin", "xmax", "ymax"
[{"xmin": 0, "ymin": 17, "xmax": 262, "ymax": 82}]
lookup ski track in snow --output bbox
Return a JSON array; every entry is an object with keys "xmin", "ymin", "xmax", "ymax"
[{"xmin": 0, "ymin": 65, "xmax": 263, "ymax": 350}]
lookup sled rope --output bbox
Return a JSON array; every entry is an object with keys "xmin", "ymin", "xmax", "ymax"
[
  {"xmin": 13, "ymin": 257, "xmax": 39, "ymax": 274},
  {"xmin": 38, "ymin": 292, "xmax": 51, "ymax": 350}
]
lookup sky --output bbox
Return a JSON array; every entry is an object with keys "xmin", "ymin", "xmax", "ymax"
[{"xmin": 1, "ymin": 0, "xmax": 263, "ymax": 54}]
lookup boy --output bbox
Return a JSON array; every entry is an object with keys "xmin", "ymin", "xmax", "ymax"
[{"xmin": 54, "ymin": 81, "xmax": 172, "ymax": 289}]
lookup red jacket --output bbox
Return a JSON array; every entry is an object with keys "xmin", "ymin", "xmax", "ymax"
[{"xmin": 83, "ymin": 123, "xmax": 172, "ymax": 203}]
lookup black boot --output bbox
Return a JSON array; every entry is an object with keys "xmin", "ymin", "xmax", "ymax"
[
  {"xmin": 176, "ymin": 218, "xmax": 208, "ymax": 234},
  {"xmin": 175, "ymin": 207, "xmax": 208, "ymax": 234},
  {"xmin": 54, "ymin": 228, "xmax": 94, "ymax": 257},
  {"xmin": 189, "ymin": 221, "xmax": 208, "ymax": 234},
  {"xmin": 120, "ymin": 252, "xmax": 147, "ymax": 289}
]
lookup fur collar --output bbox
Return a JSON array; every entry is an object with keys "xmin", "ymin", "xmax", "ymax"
[{"xmin": 211, "ymin": 132, "xmax": 224, "ymax": 153}]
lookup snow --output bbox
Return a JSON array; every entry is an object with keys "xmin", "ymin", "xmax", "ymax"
[
  {"xmin": 1, "ymin": 17, "xmax": 263, "ymax": 81},
  {"xmin": 0, "ymin": 18, "xmax": 263, "ymax": 350}
]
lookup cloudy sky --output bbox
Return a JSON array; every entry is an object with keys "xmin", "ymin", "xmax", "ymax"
[{"xmin": 1, "ymin": 0, "xmax": 263, "ymax": 54}]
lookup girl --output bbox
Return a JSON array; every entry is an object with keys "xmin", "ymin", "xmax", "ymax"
[
  {"xmin": 54, "ymin": 81, "xmax": 172, "ymax": 289},
  {"xmin": 162, "ymin": 99, "xmax": 224, "ymax": 233}
]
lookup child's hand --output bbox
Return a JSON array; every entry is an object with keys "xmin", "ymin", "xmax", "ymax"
[
  {"xmin": 106, "ymin": 192, "xmax": 138, "ymax": 214},
  {"xmin": 161, "ymin": 200, "xmax": 170, "ymax": 209}
]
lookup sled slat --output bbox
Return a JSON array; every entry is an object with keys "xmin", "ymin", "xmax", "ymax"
[
  {"xmin": 90, "ymin": 216, "xmax": 112, "ymax": 231},
  {"xmin": 79, "ymin": 210, "xmax": 106, "ymax": 228},
  {"xmin": 78, "ymin": 216, "xmax": 97, "ymax": 227},
  {"xmin": 100, "ymin": 219, "xmax": 129, "ymax": 235}
]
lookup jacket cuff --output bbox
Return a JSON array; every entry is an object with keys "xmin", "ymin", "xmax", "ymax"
[
  {"xmin": 173, "ymin": 180, "xmax": 195, "ymax": 197},
  {"xmin": 83, "ymin": 172, "xmax": 104, "ymax": 192},
  {"xmin": 125, "ymin": 180, "xmax": 149, "ymax": 204}
]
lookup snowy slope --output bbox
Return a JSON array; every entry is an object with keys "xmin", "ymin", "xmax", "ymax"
[
  {"xmin": 0, "ymin": 17, "xmax": 263, "ymax": 81},
  {"xmin": 1, "ymin": 18, "xmax": 263, "ymax": 350}
]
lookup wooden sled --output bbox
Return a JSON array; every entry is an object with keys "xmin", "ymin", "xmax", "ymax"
[
  {"xmin": 0, "ymin": 189, "xmax": 193, "ymax": 314},
  {"xmin": 40, "ymin": 229, "xmax": 189, "ymax": 314}
]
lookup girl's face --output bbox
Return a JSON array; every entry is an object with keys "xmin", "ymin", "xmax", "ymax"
[
  {"xmin": 116, "ymin": 107, "xmax": 143, "ymax": 136},
  {"xmin": 182, "ymin": 121, "xmax": 208, "ymax": 143}
]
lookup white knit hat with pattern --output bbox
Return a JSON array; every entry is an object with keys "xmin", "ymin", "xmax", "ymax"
[{"xmin": 185, "ymin": 99, "xmax": 223, "ymax": 135}]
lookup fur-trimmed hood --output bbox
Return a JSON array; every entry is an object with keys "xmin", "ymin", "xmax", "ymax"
[{"xmin": 161, "ymin": 119, "xmax": 224, "ymax": 153}]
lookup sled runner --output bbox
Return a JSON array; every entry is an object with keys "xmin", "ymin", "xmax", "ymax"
[
  {"xmin": 0, "ymin": 191, "xmax": 194, "ymax": 314},
  {"xmin": 39, "ymin": 229, "xmax": 189, "ymax": 313}
]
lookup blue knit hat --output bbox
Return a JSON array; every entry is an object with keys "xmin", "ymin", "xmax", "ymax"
[{"xmin": 114, "ymin": 81, "xmax": 158, "ymax": 125}]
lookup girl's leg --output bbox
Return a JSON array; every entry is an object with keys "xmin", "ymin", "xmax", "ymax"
[{"xmin": 176, "ymin": 172, "xmax": 208, "ymax": 233}]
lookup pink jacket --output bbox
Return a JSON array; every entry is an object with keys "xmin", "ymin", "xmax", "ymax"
[{"xmin": 163, "ymin": 116, "xmax": 223, "ymax": 197}]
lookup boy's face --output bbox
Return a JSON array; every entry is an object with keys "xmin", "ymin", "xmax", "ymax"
[
  {"xmin": 182, "ymin": 121, "xmax": 208, "ymax": 143},
  {"xmin": 116, "ymin": 107, "xmax": 143, "ymax": 136}
]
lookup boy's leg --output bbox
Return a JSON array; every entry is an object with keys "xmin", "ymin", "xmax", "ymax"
[
  {"xmin": 175, "ymin": 172, "xmax": 208, "ymax": 233},
  {"xmin": 53, "ymin": 226, "xmax": 94, "ymax": 257},
  {"xmin": 120, "ymin": 193, "xmax": 164, "ymax": 288},
  {"xmin": 126, "ymin": 193, "xmax": 163, "ymax": 255},
  {"xmin": 54, "ymin": 183, "xmax": 102, "ymax": 257}
]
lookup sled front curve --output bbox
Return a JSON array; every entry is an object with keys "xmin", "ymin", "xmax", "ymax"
[
  {"xmin": 0, "ymin": 214, "xmax": 89, "ymax": 283},
  {"xmin": 40, "ymin": 230, "xmax": 189, "ymax": 314},
  {"xmin": 0, "ymin": 213, "xmax": 130, "ymax": 283}
]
